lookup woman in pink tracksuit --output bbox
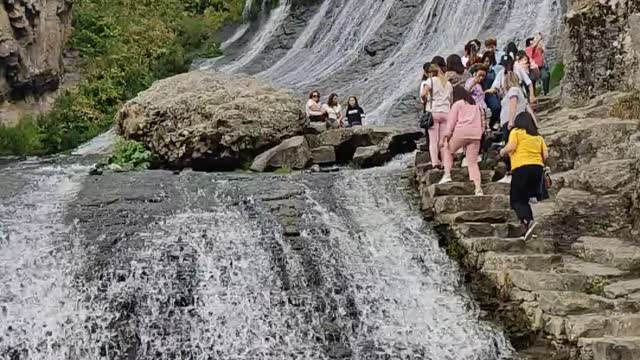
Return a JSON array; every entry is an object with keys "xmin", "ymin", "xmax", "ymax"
[
  {"xmin": 420, "ymin": 63, "xmax": 453, "ymax": 168},
  {"xmin": 438, "ymin": 85, "xmax": 486, "ymax": 195}
]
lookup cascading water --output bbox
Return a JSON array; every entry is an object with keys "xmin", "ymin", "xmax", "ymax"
[{"xmin": 211, "ymin": 0, "xmax": 564, "ymax": 124}]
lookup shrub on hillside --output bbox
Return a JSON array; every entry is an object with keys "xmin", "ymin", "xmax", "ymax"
[{"xmin": 109, "ymin": 138, "xmax": 154, "ymax": 170}]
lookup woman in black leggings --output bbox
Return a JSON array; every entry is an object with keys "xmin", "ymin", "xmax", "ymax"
[{"xmin": 499, "ymin": 112, "xmax": 548, "ymax": 240}]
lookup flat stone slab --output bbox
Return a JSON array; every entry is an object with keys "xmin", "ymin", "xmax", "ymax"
[
  {"xmin": 422, "ymin": 168, "xmax": 494, "ymax": 187},
  {"xmin": 561, "ymin": 256, "xmax": 628, "ymax": 278},
  {"xmin": 433, "ymin": 195, "xmax": 510, "ymax": 213},
  {"xmin": 437, "ymin": 209, "xmax": 515, "ymax": 224},
  {"xmin": 481, "ymin": 253, "xmax": 563, "ymax": 272},
  {"xmin": 310, "ymin": 146, "xmax": 336, "ymax": 164},
  {"xmin": 508, "ymin": 270, "xmax": 589, "ymax": 292},
  {"xmin": 565, "ymin": 313, "xmax": 640, "ymax": 341},
  {"xmin": 578, "ymin": 337, "xmax": 640, "ymax": 360},
  {"xmin": 536, "ymin": 291, "xmax": 615, "ymax": 316},
  {"xmin": 458, "ymin": 237, "xmax": 526, "ymax": 253},
  {"xmin": 453, "ymin": 222, "xmax": 523, "ymax": 238},
  {"xmin": 571, "ymin": 236, "xmax": 640, "ymax": 271},
  {"xmin": 428, "ymin": 182, "xmax": 510, "ymax": 197},
  {"xmin": 605, "ymin": 278, "xmax": 640, "ymax": 299}
]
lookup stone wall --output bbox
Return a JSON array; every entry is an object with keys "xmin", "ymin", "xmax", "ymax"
[
  {"xmin": 562, "ymin": 0, "xmax": 640, "ymax": 104},
  {"xmin": 0, "ymin": 0, "xmax": 73, "ymax": 126}
]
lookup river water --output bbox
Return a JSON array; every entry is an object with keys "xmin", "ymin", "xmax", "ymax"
[{"xmin": 0, "ymin": 152, "xmax": 514, "ymax": 359}]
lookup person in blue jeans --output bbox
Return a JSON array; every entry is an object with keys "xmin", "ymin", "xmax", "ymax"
[{"xmin": 480, "ymin": 51, "xmax": 501, "ymax": 130}]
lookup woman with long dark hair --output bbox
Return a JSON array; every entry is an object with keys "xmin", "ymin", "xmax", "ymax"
[
  {"xmin": 481, "ymin": 51, "xmax": 501, "ymax": 129},
  {"xmin": 322, "ymin": 93, "xmax": 344, "ymax": 128},
  {"xmin": 345, "ymin": 96, "xmax": 365, "ymax": 127},
  {"xmin": 421, "ymin": 63, "xmax": 453, "ymax": 168},
  {"xmin": 499, "ymin": 111, "xmax": 548, "ymax": 240},
  {"xmin": 446, "ymin": 54, "xmax": 469, "ymax": 87},
  {"xmin": 438, "ymin": 86, "xmax": 484, "ymax": 195}
]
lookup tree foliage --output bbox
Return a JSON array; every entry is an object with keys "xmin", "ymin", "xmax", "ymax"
[{"xmin": 0, "ymin": 0, "xmax": 243, "ymax": 155}]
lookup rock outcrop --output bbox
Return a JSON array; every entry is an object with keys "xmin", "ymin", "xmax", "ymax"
[
  {"xmin": 562, "ymin": 0, "xmax": 640, "ymax": 103},
  {"xmin": 0, "ymin": 0, "xmax": 73, "ymax": 126},
  {"xmin": 414, "ymin": 92, "xmax": 640, "ymax": 359},
  {"xmin": 250, "ymin": 135, "xmax": 311, "ymax": 172},
  {"xmin": 117, "ymin": 71, "xmax": 306, "ymax": 171}
]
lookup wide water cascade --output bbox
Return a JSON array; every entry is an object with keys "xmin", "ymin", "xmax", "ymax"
[
  {"xmin": 0, "ymin": 153, "xmax": 515, "ymax": 359},
  {"xmin": 211, "ymin": 0, "xmax": 564, "ymax": 124}
]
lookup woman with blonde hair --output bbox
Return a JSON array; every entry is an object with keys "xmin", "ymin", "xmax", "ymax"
[
  {"xmin": 494, "ymin": 54, "xmax": 537, "ymax": 183},
  {"xmin": 421, "ymin": 63, "xmax": 453, "ymax": 167}
]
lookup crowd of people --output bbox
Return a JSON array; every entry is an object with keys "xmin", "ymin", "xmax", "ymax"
[
  {"xmin": 420, "ymin": 34, "xmax": 550, "ymax": 239},
  {"xmin": 302, "ymin": 34, "xmax": 550, "ymax": 239},
  {"xmin": 305, "ymin": 91, "xmax": 366, "ymax": 128}
]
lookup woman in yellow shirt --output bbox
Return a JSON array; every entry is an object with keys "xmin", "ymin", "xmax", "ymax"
[{"xmin": 499, "ymin": 112, "xmax": 548, "ymax": 240}]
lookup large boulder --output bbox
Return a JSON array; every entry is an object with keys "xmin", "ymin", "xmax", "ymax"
[
  {"xmin": 352, "ymin": 146, "xmax": 390, "ymax": 169},
  {"xmin": 250, "ymin": 136, "xmax": 311, "ymax": 172},
  {"xmin": 117, "ymin": 71, "xmax": 305, "ymax": 170}
]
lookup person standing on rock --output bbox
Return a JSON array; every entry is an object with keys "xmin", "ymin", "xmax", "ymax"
[
  {"xmin": 306, "ymin": 90, "xmax": 326, "ymax": 122},
  {"xmin": 526, "ymin": 33, "xmax": 550, "ymax": 95},
  {"xmin": 438, "ymin": 86, "xmax": 485, "ymax": 195},
  {"xmin": 499, "ymin": 112, "xmax": 548, "ymax": 240},
  {"xmin": 345, "ymin": 96, "xmax": 365, "ymax": 127},
  {"xmin": 481, "ymin": 51, "xmax": 501, "ymax": 129},
  {"xmin": 322, "ymin": 93, "xmax": 344, "ymax": 129},
  {"xmin": 492, "ymin": 54, "xmax": 537, "ymax": 184},
  {"xmin": 421, "ymin": 63, "xmax": 453, "ymax": 168}
]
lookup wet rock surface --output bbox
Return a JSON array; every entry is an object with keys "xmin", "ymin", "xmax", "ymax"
[{"xmin": 0, "ymin": 155, "xmax": 514, "ymax": 359}]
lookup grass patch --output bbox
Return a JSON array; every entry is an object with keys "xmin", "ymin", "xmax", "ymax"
[
  {"xmin": 273, "ymin": 166, "xmax": 293, "ymax": 174},
  {"xmin": 0, "ymin": 0, "xmax": 243, "ymax": 156},
  {"xmin": 585, "ymin": 276, "xmax": 608, "ymax": 296},
  {"xmin": 109, "ymin": 138, "xmax": 154, "ymax": 170},
  {"xmin": 610, "ymin": 91, "xmax": 640, "ymax": 120}
]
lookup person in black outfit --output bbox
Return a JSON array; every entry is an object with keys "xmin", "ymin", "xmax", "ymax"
[{"xmin": 345, "ymin": 96, "xmax": 365, "ymax": 127}]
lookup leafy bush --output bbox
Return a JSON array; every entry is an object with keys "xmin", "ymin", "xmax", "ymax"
[
  {"xmin": 0, "ymin": 119, "xmax": 43, "ymax": 155},
  {"xmin": 0, "ymin": 0, "xmax": 243, "ymax": 156},
  {"xmin": 109, "ymin": 138, "xmax": 154, "ymax": 170},
  {"xmin": 549, "ymin": 63, "xmax": 565, "ymax": 92},
  {"xmin": 610, "ymin": 91, "xmax": 640, "ymax": 120},
  {"xmin": 585, "ymin": 276, "xmax": 608, "ymax": 296}
]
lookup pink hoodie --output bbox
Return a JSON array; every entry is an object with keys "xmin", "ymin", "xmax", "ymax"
[{"xmin": 445, "ymin": 100, "xmax": 483, "ymax": 140}]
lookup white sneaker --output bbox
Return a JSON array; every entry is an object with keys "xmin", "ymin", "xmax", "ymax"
[
  {"xmin": 474, "ymin": 188, "xmax": 484, "ymax": 196},
  {"xmin": 461, "ymin": 157, "xmax": 468, "ymax": 167},
  {"xmin": 498, "ymin": 175, "xmax": 512, "ymax": 184},
  {"xmin": 438, "ymin": 174, "xmax": 453, "ymax": 185},
  {"xmin": 477, "ymin": 154, "xmax": 483, "ymax": 163},
  {"xmin": 530, "ymin": 197, "xmax": 538, "ymax": 203},
  {"xmin": 524, "ymin": 221, "xmax": 538, "ymax": 241}
]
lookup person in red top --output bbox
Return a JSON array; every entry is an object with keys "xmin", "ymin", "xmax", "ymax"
[{"xmin": 525, "ymin": 33, "xmax": 550, "ymax": 95}]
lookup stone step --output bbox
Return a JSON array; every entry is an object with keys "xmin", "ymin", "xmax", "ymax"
[
  {"xmin": 505, "ymin": 270, "xmax": 590, "ymax": 292},
  {"xmin": 481, "ymin": 253, "xmax": 563, "ymax": 272},
  {"xmin": 420, "ymin": 168, "xmax": 495, "ymax": 186},
  {"xmin": 565, "ymin": 313, "xmax": 640, "ymax": 342},
  {"xmin": 458, "ymin": 236, "xmax": 526, "ymax": 253},
  {"xmin": 436, "ymin": 209, "xmax": 516, "ymax": 224},
  {"xmin": 560, "ymin": 256, "xmax": 629, "ymax": 279},
  {"xmin": 571, "ymin": 237, "xmax": 640, "ymax": 271},
  {"xmin": 453, "ymin": 222, "xmax": 524, "ymax": 238},
  {"xmin": 433, "ymin": 194, "xmax": 510, "ymax": 213},
  {"xmin": 604, "ymin": 279, "xmax": 640, "ymax": 299},
  {"xmin": 578, "ymin": 337, "xmax": 640, "ymax": 360},
  {"xmin": 536, "ymin": 290, "xmax": 640, "ymax": 316},
  {"xmin": 428, "ymin": 181, "xmax": 510, "ymax": 197}
]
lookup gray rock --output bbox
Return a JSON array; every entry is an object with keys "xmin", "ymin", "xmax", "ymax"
[
  {"xmin": 304, "ymin": 121, "xmax": 327, "ymax": 135},
  {"xmin": 352, "ymin": 145, "xmax": 390, "ymax": 169},
  {"xmin": 117, "ymin": 71, "xmax": 305, "ymax": 171},
  {"xmin": 250, "ymin": 136, "xmax": 311, "ymax": 172},
  {"xmin": 311, "ymin": 146, "xmax": 336, "ymax": 164}
]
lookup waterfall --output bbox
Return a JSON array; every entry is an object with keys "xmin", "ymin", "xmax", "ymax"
[{"xmin": 211, "ymin": 0, "xmax": 564, "ymax": 124}]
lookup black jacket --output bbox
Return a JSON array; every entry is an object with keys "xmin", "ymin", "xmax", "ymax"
[{"xmin": 345, "ymin": 106, "xmax": 365, "ymax": 125}]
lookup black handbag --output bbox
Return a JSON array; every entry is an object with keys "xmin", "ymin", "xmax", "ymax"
[{"xmin": 419, "ymin": 79, "xmax": 434, "ymax": 129}]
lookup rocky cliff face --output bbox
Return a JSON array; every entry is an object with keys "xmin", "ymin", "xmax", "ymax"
[
  {"xmin": 562, "ymin": 0, "xmax": 640, "ymax": 104},
  {"xmin": 0, "ymin": 0, "xmax": 73, "ymax": 126}
]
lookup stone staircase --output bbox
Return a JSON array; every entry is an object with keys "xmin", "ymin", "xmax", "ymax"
[{"xmin": 414, "ymin": 163, "xmax": 640, "ymax": 360}]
